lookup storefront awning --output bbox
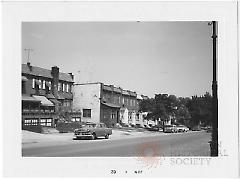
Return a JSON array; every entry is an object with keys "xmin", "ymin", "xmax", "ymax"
[
  {"xmin": 101, "ymin": 102, "xmax": 121, "ymax": 109},
  {"xmin": 22, "ymin": 95, "xmax": 41, "ymax": 102},
  {"xmin": 32, "ymin": 95, "xmax": 54, "ymax": 106},
  {"xmin": 56, "ymin": 93, "xmax": 65, "ymax": 100},
  {"xmin": 49, "ymin": 99, "xmax": 61, "ymax": 105},
  {"xmin": 46, "ymin": 93, "xmax": 55, "ymax": 99},
  {"xmin": 22, "ymin": 76, "xmax": 28, "ymax": 81}
]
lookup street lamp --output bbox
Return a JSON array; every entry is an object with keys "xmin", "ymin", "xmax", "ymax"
[{"xmin": 209, "ymin": 21, "xmax": 218, "ymax": 156}]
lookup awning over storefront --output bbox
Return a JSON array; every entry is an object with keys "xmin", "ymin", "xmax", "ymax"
[
  {"xmin": 56, "ymin": 93, "xmax": 65, "ymax": 100},
  {"xmin": 22, "ymin": 95, "xmax": 41, "ymax": 102},
  {"xmin": 101, "ymin": 102, "xmax": 121, "ymax": 109},
  {"xmin": 49, "ymin": 99, "xmax": 61, "ymax": 105},
  {"xmin": 62, "ymin": 92, "xmax": 73, "ymax": 99},
  {"xmin": 22, "ymin": 76, "xmax": 28, "ymax": 81},
  {"xmin": 46, "ymin": 93, "xmax": 55, "ymax": 99},
  {"xmin": 32, "ymin": 95, "xmax": 54, "ymax": 106}
]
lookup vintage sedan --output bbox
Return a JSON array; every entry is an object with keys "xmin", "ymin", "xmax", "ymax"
[
  {"xmin": 176, "ymin": 125, "xmax": 189, "ymax": 132},
  {"xmin": 74, "ymin": 122, "xmax": 112, "ymax": 140},
  {"xmin": 164, "ymin": 125, "xmax": 177, "ymax": 133}
]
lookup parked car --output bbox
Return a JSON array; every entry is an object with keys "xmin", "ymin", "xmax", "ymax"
[
  {"xmin": 147, "ymin": 126, "xmax": 162, "ymax": 132},
  {"xmin": 74, "ymin": 122, "xmax": 112, "ymax": 140},
  {"xmin": 164, "ymin": 125, "xmax": 177, "ymax": 133},
  {"xmin": 206, "ymin": 126, "xmax": 212, "ymax": 133},
  {"xmin": 122, "ymin": 123, "xmax": 131, "ymax": 128},
  {"xmin": 191, "ymin": 125, "xmax": 201, "ymax": 131},
  {"xmin": 144, "ymin": 124, "xmax": 151, "ymax": 129},
  {"xmin": 176, "ymin": 125, "xmax": 189, "ymax": 132},
  {"xmin": 115, "ymin": 123, "xmax": 122, "ymax": 128}
]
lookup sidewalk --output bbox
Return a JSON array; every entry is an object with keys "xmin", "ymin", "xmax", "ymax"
[{"xmin": 22, "ymin": 128, "xmax": 163, "ymax": 145}]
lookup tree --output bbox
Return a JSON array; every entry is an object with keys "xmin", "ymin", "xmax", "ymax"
[
  {"xmin": 138, "ymin": 98, "xmax": 154, "ymax": 112},
  {"xmin": 186, "ymin": 92, "xmax": 212, "ymax": 128}
]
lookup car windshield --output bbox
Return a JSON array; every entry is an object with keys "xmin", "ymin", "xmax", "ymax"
[{"xmin": 82, "ymin": 124, "xmax": 96, "ymax": 128}]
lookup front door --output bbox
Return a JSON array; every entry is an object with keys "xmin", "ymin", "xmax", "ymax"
[{"xmin": 116, "ymin": 110, "xmax": 119, "ymax": 123}]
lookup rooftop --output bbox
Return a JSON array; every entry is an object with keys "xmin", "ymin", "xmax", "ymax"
[{"xmin": 22, "ymin": 64, "xmax": 73, "ymax": 82}]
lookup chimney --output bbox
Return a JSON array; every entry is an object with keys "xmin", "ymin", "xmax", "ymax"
[
  {"xmin": 27, "ymin": 62, "xmax": 32, "ymax": 71},
  {"xmin": 51, "ymin": 66, "xmax": 59, "ymax": 97},
  {"xmin": 68, "ymin": 73, "xmax": 74, "ymax": 80},
  {"xmin": 51, "ymin": 66, "xmax": 59, "ymax": 78}
]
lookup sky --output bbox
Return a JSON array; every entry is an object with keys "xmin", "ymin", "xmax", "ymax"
[{"xmin": 22, "ymin": 22, "xmax": 213, "ymax": 98}]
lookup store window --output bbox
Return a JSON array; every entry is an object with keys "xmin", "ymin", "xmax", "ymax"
[{"xmin": 83, "ymin": 109, "xmax": 91, "ymax": 118}]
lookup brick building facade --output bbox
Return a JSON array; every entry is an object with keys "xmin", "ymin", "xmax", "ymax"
[
  {"xmin": 22, "ymin": 63, "xmax": 80, "ymax": 131},
  {"xmin": 73, "ymin": 82, "xmax": 147, "ymax": 127}
]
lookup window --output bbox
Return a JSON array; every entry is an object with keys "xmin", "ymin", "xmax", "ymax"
[
  {"xmin": 49, "ymin": 81, "xmax": 51, "ymax": 90},
  {"xmin": 122, "ymin": 97, "xmax": 124, "ymax": 104},
  {"xmin": 32, "ymin": 79, "xmax": 35, "ymax": 88},
  {"xmin": 63, "ymin": 83, "xmax": 65, "ymax": 92},
  {"xmin": 111, "ymin": 111, "xmax": 116, "ymax": 119},
  {"xmin": 22, "ymin": 81, "xmax": 26, "ymax": 94},
  {"xmin": 66, "ymin": 84, "xmax": 69, "ymax": 92},
  {"xmin": 58, "ymin": 83, "xmax": 61, "ymax": 91},
  {"xmin": 40, "ymin": 118, "xmax": 52, "ymax": 126},
  {"xmin": 71, "ymin": 118, "xmax": 80, "ymax": 122},
  {"xmin": 38, "ymin": 80, "xmax": 42, "ymax": 89},
  {"xmin": 118, "ymin": 96, "xmax": 121, "ymax": 104},
  {"xmin": 24, "ymin": 119, "xmax": 38, "ymax": 126},
  {"xmin": 83, "ymin": 109, "xmax": 91, "ymax": 118},
  {"xmin": 43, "ymin": 80, "xmax": 46, "ymax": 89}
]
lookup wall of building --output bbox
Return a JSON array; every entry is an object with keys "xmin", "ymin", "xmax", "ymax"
[
  {"xmin": 73, "ymin": 83, "xmax": 101, "ymax": 123},
  {"xmin": 100, "ymin": 105, "xmax": 119, "ymax": 127}
]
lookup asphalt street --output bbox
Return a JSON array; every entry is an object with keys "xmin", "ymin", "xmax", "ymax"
[{"xmin": 22, "ymin": 131, "xmax": 211, "ymax": 157}]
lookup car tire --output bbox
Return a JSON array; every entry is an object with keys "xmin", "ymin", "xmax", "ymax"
[
  {"xmin": 91, "ymin": 133, "xmax": 97, "ymax": 140},
  {"xmin": 105, "ymin": 134, "xmax": 109, "ymax": 139}
]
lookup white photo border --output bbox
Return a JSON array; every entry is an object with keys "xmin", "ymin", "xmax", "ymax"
[{"xmin": 2, "ymin": 1, "xmax": 239, "ymax": 177}]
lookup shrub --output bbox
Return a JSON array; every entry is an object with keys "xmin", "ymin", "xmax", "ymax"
[{"xmin": 56, "ymin": 121, "xmax": 83, "ymax": 133}]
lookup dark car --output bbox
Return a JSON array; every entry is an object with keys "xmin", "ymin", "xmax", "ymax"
[
  {"xmin": 206, "ymin": 126, "xmax": 212, "ymax": 133},
  {"xmin": 74, "ymin": 122, "xmax": 112, "ymax": 140},
  {"xmin": 191, "ymin": 125, "xmax": 201, "ymax": 131},
  {"xmin": 147, "ymin": 126, "xmax": 162, "ymax": 131}
]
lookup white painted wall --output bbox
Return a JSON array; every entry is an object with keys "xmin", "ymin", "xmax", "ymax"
[
  {"xmin": 136, "ymin": 112, "xmax": 144, "ymax": 126},
  {"xmin": 73, "ymin": 83, "xmax": 101, "ymax": 123},
  {"xmin": 131, "ymin": 111, "xmax": 136, "ymax": 125},
  {"xmin": 120, "ymin": 107, "xmax": 128, "ymax": 124}
]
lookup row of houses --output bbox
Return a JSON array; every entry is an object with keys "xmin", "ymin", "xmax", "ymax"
[{"xmin": 21, "ymin": 63, "xmax": 149, "ymax": 130}]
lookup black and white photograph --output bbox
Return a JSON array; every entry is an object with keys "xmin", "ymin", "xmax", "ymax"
[
  {"xmin": 21, "ymin": 21, "xmax": 217, "ymax": 157},
  {"xmin": 2, "ymin": 1, "xmax": 239, "ymax": 177}
]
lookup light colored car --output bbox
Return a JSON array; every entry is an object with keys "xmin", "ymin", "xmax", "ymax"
[
  {"xmin": 164, "ymin": 125, "xmax": 177, "ymax": 133},
  {"xmin": 74, "ymin": 122, "xmax": 112, "ymax": 140},
  {"xmin": 176, "ymin": 125, "xmax": 189, "ymax": 132}
]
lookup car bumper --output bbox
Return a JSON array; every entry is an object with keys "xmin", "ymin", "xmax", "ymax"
[{"xmin": 74, "ymin": 133, "xmax": 92, "ymax": 138}]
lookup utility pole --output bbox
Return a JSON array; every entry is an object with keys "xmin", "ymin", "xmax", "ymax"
[
  {"xmin": 24, "ymin": 48, "xmax": 33, "ymax": 63},
  {"xmin": 210, "ymin": 21, "xmax": 218, "ymax": 156}
]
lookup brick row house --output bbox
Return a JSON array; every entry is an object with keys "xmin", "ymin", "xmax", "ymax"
[
  {"xmin": 73, "ymin": 82, "xmax": 148, "ymax": 127},
  {"xmin": 22, "ymin": 63, "xmax": 81, "ymax": 132}
]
